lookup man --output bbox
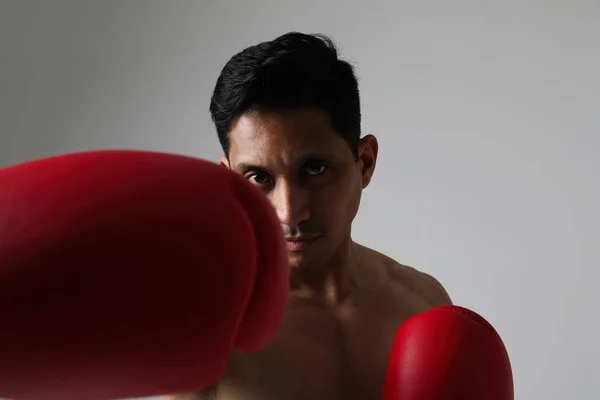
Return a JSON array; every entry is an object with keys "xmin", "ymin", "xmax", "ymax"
[{"xmin": 166, "ymin": 32, "xmax": 452, "ymax": 400}]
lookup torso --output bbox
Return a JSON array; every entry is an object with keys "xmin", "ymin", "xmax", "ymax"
[{"xmin": 172, "ymin": 245, "xmax": 450, "ymax": 400}]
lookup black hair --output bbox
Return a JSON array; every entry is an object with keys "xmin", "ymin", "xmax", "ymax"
[{"xmin": 209, "ymin": 32, "xmax": 361, "ymax": 159}]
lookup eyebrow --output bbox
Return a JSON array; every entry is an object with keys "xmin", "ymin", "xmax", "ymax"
[
  {"xmin": 234, "ymin": 162, "xmax": 264, "ymax": 173},
  {"xmin": 234, "ymin": 153, "xmax": 335, "ymax": 173}
]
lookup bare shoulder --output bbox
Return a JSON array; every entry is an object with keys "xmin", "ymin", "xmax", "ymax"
[{"xmin": 357, "ymin": 243, "xmax": 452, "ymax": 307}]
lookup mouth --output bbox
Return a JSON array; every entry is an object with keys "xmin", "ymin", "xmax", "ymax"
[{"xmin": 285, "ymin": 236, "xmax": 321, "ymax": 252}]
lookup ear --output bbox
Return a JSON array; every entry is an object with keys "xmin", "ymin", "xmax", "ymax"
[
  {"xmin": 220, "ymin": 156, "xmax": 230, "ymax": 169},
  {"xmin": 358, "ymin": 134, "xmax": 378, "ymax": 189}
]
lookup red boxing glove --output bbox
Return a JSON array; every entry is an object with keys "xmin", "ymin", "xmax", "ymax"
[
  {"xmin": 382, "ymin": 305, "xmax": 514, "ymax": 400},
  {"xmin": 0, "ymin": 150, "xmax": 288, "ymax": 400}
]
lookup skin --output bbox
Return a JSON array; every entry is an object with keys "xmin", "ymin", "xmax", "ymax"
[{"xmin": 165, "ymin": 107, "xmax": 452, "ymax": 400}]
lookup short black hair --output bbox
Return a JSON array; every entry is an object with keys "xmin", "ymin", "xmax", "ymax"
[{"xmin": 209, "ymin": 32, "xmax": 361, "ymax": 159}]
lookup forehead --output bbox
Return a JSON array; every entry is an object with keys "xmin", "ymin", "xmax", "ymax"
[{"xmin": 228, "ymin": 107, "xmax": 350, "ymax": 165}]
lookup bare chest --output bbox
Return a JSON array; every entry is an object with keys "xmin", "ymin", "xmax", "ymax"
[{"xmin": 220, "ymin": 288, "xmax": 434, "ymax": 400}]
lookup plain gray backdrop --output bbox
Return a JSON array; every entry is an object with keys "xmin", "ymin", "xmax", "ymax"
[{"xmin": 1, "ymin": 1, "xmax": 599, "ymax": 399}]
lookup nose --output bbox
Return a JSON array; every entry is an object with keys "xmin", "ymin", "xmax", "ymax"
[{"xmin": 270, "ymin": 180, "xmax": 310, "ymax": 227}]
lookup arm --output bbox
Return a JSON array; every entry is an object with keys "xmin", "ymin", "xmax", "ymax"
[
  {"xmin": 391, "ymin": 261, "xmax": 452, "ymax": 306},
  {"xmin": 418, "ymin": 272, "xmax": 453, "ymax": 306}
]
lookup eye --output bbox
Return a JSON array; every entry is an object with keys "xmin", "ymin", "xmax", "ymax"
[
  {"xmin": 305, "ymin": 163, "xmax": 327, "ymax": 176},
  {"xmin": 247, "ymin": 172, "xmax": 271, "ymax": 186}
]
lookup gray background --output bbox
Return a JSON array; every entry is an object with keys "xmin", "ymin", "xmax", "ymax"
[{"xmin": 1, "ymin": 1, "xmax": 599, "ymax": 399}]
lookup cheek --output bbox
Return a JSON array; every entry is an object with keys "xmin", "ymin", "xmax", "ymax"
[
  {"xmin": 343, "ymin": 180, "xmax": 362, "ymax": 223},
  {"xmin": 317, "ymin": 175, "xmax": 362, "ymax": 230}
]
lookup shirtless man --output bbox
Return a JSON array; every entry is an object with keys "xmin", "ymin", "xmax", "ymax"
[{"xmin": 165, "ymin": 32, "xmax": 452, "ymax": 400}]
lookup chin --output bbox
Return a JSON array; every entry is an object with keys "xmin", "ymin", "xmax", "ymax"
[
  {"xmin": 287, "ymin": 253, "xmax": 327, "ymax": 271},
  {"xmin": 286, "ymin": 252, "xmax": 306, "ymax": 268}
]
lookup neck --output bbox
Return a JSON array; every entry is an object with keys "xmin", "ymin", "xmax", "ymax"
[{"xmin": 290, "ymin": 235, "xmax": 359, "ymax": 304}]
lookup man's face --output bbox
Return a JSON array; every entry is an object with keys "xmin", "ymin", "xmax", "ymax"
[{"xmin": 222, "ymin": 107, "xmax": 377, "ymax": 270}]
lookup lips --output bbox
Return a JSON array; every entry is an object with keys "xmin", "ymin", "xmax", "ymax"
[{"xmin": 285, "ymin": 236, "xmax": 320, "ymax": 251}]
